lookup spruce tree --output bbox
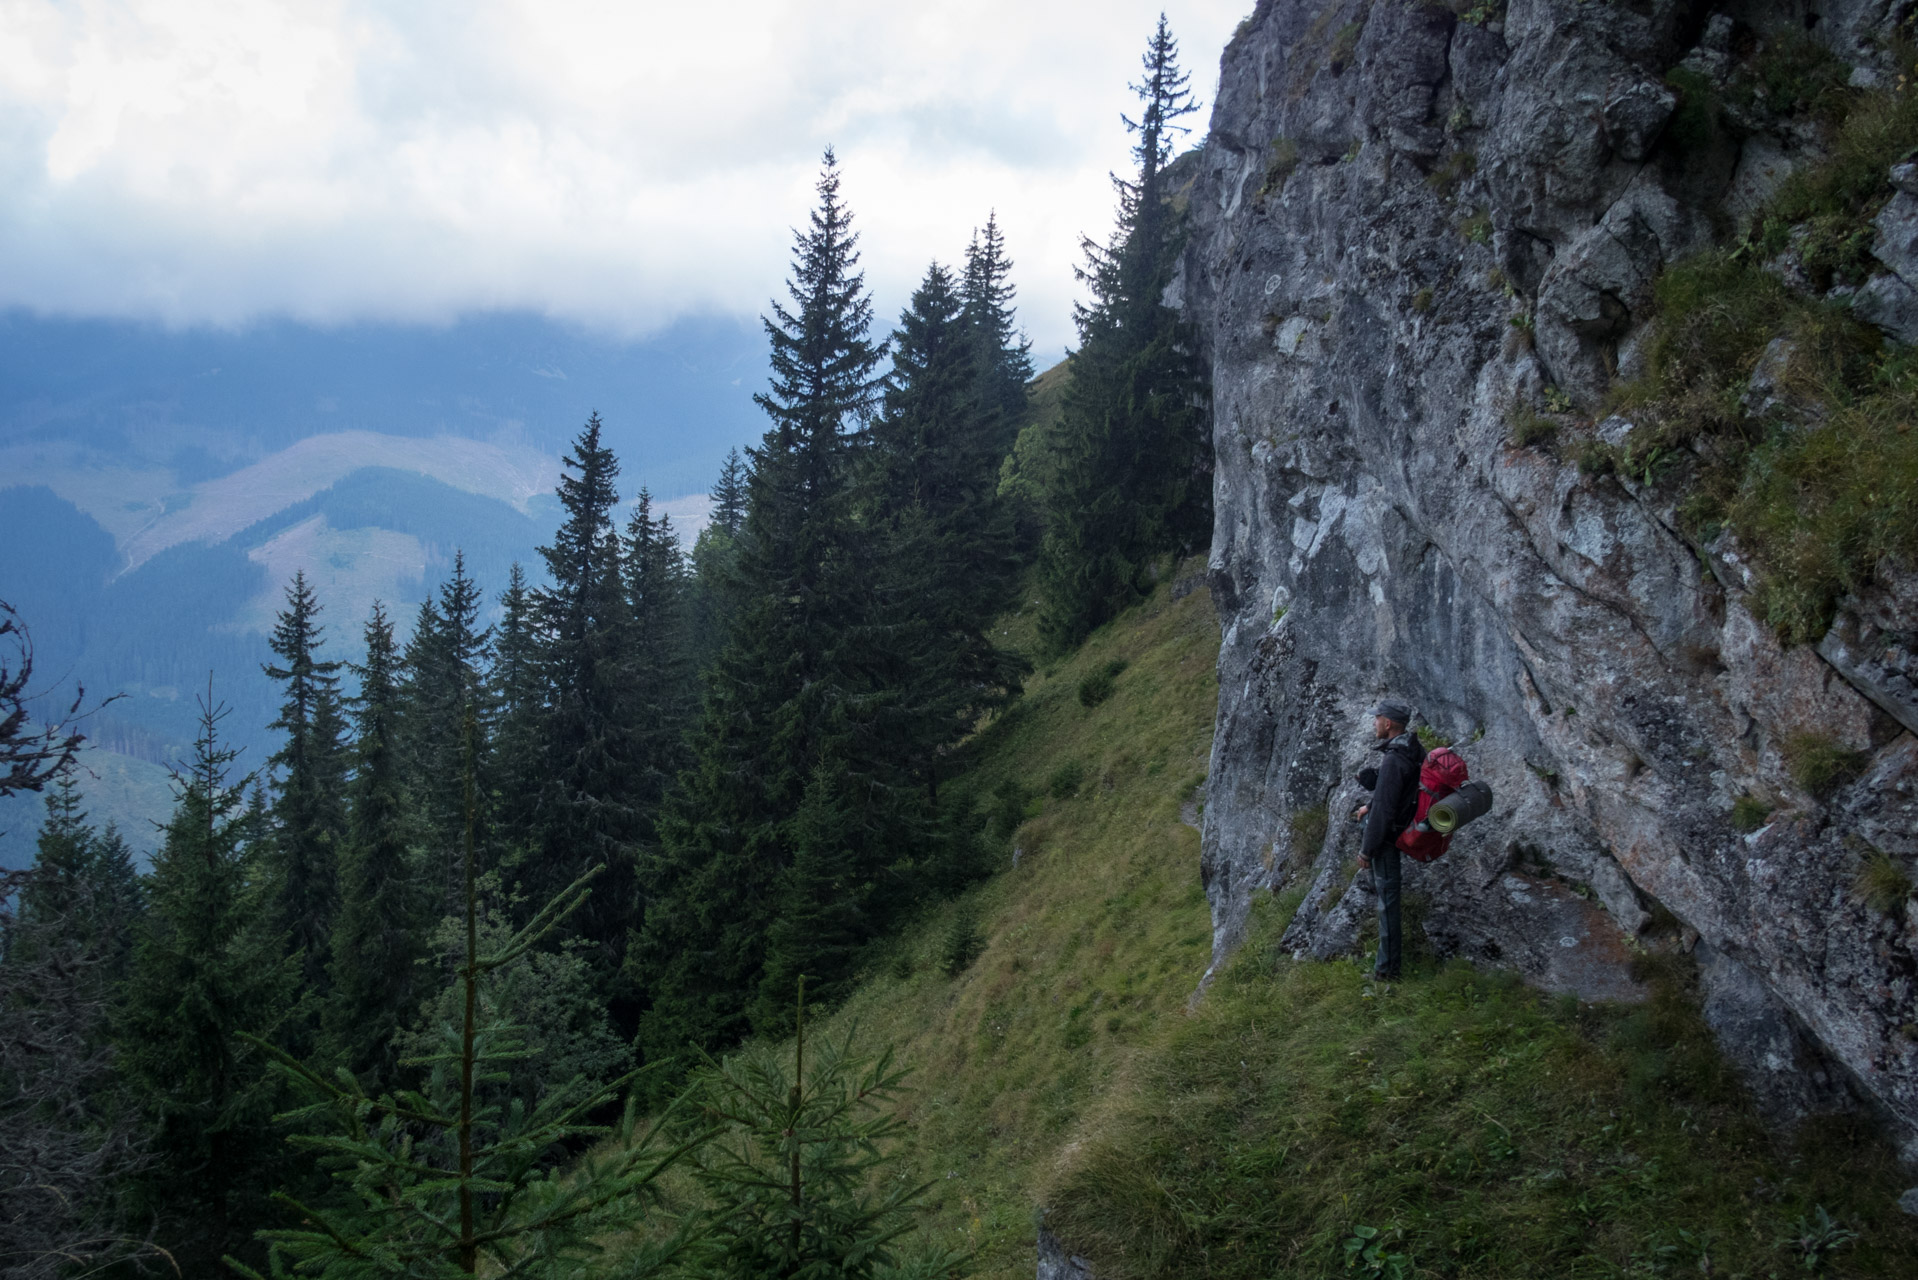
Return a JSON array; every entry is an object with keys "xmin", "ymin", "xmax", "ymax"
[
  {"xmin": 14, "ymin": 772, "xmax": 142, "ymax": 958},
  {"xmin": 637, "ymin": 149, "xmax": 890, "ymax": 1070},
  {"xmin": 691, "ymin": 984, "xmax": 969, "ymax": 1278},
  {"xmin": 324, "ymin": 602, "xmax": 426, "ymax": 1088},
  {"xmin": 262, "ymin": 570, "xmax": 350, "ymax": 994},
  {"xmin": 2, "ymin": 776, "xmax": 152, "ymax": 1279},
  {"xmin": 118, "ymin": 689, "xmax": 299, "ymax": 1274},
  {"xmin": 711, "ymin": 446, "xmax": 750, "ymax": 535},
  {"xmin": 489, "ymin": 563, "xmax": 548, "ymax": 864},
  {"xmin": 1038, "ymin": 15, "xmax": 1209, "ymax": 652},
  {"xmin": 233, "ymin": 720, "xmax": 702, "ymax": 1280},
  {"xmin": 748, "ymin": 770, "xmax": 867, "ymax": 1033},
  {"xmin": 961, "ymin": 211, "xmax": 1035, "ymax": 455},
  {"xmin": 865, "ymin": 261, "xmax": 1026, "ymax": 812},
  {"xmin": 690, "ymin": 451, "xmax": 755, "ymax": 671},
  {"xmin": 401, "ymin": 554, "xmax": 493, "ymax": 919},
  {"xmin": 528, "ymin": 414, "xmax": 640, "ymax": 1016},
  {"xmin": 625, "ymin": 489, "xmax": 696, "ymax": 825}
]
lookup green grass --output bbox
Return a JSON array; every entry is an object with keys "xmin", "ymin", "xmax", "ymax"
[
  {"xmin": 1603, "ymin": 76, "xmax": 1918, "ymax": 643},
  {"xmin": 1784, "ymin": 731, "xmax": 1870, "ymax": 799},
  {"xmin": 1507, "ymin": 402, "xmax": 1556, "ymax": 449},
  {"xmin": 771, "ymin": 563, "xmax": 1223, "ymax": 1274},
  {"xmin": 615, "ymin": 561, "xmax": 1918, "ymax": 1278},
  {"xmin": 1259, "ymin": 137, "xmax": 1300, "ymax": 197},
  {"xmin": 1854, "ymin": 851, "xmax": 1914, "ymax": 917},
  {"xmin": 1730, "ymin": 793, "xmax": 1772, "ymax": 833},
  {"xmin": 1594, "ymin": 65, "xmax": 1918, "ymax": 644},
  {"xmin": 1041, "ymin": 901, "xmax": 1918, "ymax": 1279}
]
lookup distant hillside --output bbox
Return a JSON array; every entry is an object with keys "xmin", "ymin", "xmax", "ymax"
[
  {"xmin": 0, "ymin": 310, "xmax": 759, "ymax": 871},
  {"xmin": 2, "ymin": 467, "xmax": 544, "ymax": 870}
]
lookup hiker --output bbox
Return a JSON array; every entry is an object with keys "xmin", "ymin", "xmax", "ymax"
[{"xmin": 1350, "ymin": 699, "xmax": 1425, "ymax": 982}]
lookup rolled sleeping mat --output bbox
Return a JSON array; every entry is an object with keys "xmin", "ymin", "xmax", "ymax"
[{"xmin": 1426, "ymin": 780, "xmax": 1494, "ymax": 835}]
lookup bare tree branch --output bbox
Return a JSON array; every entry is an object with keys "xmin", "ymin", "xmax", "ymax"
[{"xmin": 0, "ymin": 600, "xmax": 120, "ymax": 799}]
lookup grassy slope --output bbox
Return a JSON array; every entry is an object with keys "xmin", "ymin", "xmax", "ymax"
[
  {"xmin": 810, "ymin": 562, "xmax": 1220, "ymax": 1276},
  {"xmin": 670, "ymin": 565, "xmax": 1917, "ymax": 1278}
]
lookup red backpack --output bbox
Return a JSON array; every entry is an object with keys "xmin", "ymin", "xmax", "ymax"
[{"xmin": 1395, "ymin": 747, "xmax": 1469, "ymax": 863}]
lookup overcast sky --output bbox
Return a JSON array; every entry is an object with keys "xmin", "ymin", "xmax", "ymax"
[{"xmin": 1, "ymin": 1, "xmax": 1247, "ymax": 359}]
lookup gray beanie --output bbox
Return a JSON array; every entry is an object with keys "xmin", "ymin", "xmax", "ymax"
[{"xmin": 1368, "ymin": 698, "xmax": 1413, "ymax": 725}]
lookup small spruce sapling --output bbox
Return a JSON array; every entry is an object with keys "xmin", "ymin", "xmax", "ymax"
[
  {"xmin": 688, "ymin": 978, "xmax": 970, "ymax": 1278},
  {"xmin": 230, "ymin": 713, "xmax": 709, "ymax": 1278}
]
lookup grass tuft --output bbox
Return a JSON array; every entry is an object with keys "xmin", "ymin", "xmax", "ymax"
[
  {"xmin": 1258, "ymin": 137, "xmax": 1300, "ymax": 198},
  {"xmin": 1783, "ymin": 732, "xmax": 1869, "ymax": 799},
  {"xmin": 1077, "ymin": 658, "xmax": 1128, "ymax": 709},
  {"xmin": 1854, "ymin": 851, "xmax": 1914, "ymax": 916},
  {"xmin": 1730, "ymin": 793, "xmax": 1772, "ymax": 832},
  {"xmin": 1508, "ymin": 402, "xmax": 1556, "ymax": 449}
]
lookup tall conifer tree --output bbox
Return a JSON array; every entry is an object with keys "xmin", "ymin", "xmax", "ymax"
[
  {"xmin": 711, "ymin": 447, "xmax": 750, "ymax": 535},
  {"xmin": 961, "ymin": 211, "xmax": 1035, "ymax": 453},
  {"xmin": 866, "ymin": 261, "xmax": 1026, "ymax": 809},
  {"xmin": 1039, "ymin": 15, "xmax": 1209, "ymax": 652},
  {"xmin": 690, "ymin": 451, "xmax": 755, "ymax": 670},
  {"xmin": 324, "ymin": 603, "xmax": 424, "ymax": 1087},
  {"xmin": 625, "ymin": 490, "xmax": 696, "ymax": 826},
  {"xmin": 118, "ymin": 691, "xmax": 298, "ymax": 1274},
  {"xmin": 637, "ymin": 150, "xmax": 890, "ymax": 1068},
  {"xmin": 262, "ymin": 570, "xmax": 349, "ymax": 993},
  {"xmin": 489, "ymin": 563, "xmax": 548, "ymax": 863},
  {"xmin": 529, "ymin": 415, "xmax": 640, "ymax": 1018},
  {"xmin": 400, "ymin": 554, "xmax": 493, "ymax": 917},
  {"xmin": 3, "ymin": 776, "xmax": 151, "ymax": 1277}
]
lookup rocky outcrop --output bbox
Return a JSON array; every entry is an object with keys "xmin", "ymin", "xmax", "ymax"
[{"xmin": 1181, "ymin": 0, "xmax": 1918, "ymax": 1154}]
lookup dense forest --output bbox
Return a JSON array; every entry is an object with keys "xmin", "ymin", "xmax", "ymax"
[{"xmin": 0, "ymin": 21, "xmax": 1210, "ymax": 1279}]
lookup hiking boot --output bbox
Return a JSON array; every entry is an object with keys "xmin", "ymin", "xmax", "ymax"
[{"xmin": 1371, "ymin": 967, "xmax": 1400, "ymax": 983}]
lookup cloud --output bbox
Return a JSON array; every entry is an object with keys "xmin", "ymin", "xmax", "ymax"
[{"xmin": 0, "ymin": 0, "xmax": 1246, "ymax": 356}]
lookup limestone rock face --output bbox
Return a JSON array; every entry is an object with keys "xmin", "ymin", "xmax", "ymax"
[{"xmin": 1181, "ymin": 0, "xmax": 1917, "ymax": 1148}]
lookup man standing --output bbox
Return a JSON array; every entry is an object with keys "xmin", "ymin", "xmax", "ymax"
[{"xmin": 1352, "ymin": 700, "xmax": 1425, "ymax": 982}]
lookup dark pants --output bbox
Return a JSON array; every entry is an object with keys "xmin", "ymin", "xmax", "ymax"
[{"xmin": 1370, "ymin": 846, "xmax": 1402, "ymax": 977}]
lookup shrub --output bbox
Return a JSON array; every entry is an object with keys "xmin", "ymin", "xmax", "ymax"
[
  {"xmin": 1576, "ymin": 438, "xmax": 1619, "ymax": 476},
  {"xmin": 1663, "ymin": 67, "xmax": 1724, "ymax": 156},
  {"xmin": 1048, "ymin": 759, "xmax": 1086, "ymax": 799},
  {"xmin": 1783, "ymin": 732, "xmax": 1869, "ymax": 799},
  {"xmin": 1415, "ymin": 725, "xmax": 1453, "ymax": 750},
  {"xmin": 1078, "ymin": 658, "xmax": 1128, "ymax": 708},
  {"xmin": 1412, "ymin": 286, "xmax": 1434, "ymax": 314}
]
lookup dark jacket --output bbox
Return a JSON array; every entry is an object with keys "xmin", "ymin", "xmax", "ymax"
[{"xmin": 1360, "ymin": 731, "xmax": 1427, "ymax": 860}]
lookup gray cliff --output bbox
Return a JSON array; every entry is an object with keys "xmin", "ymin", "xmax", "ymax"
[{"xmin": 1182, "ymin": 0, "xmax": 1918, "ymax": 1150}]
